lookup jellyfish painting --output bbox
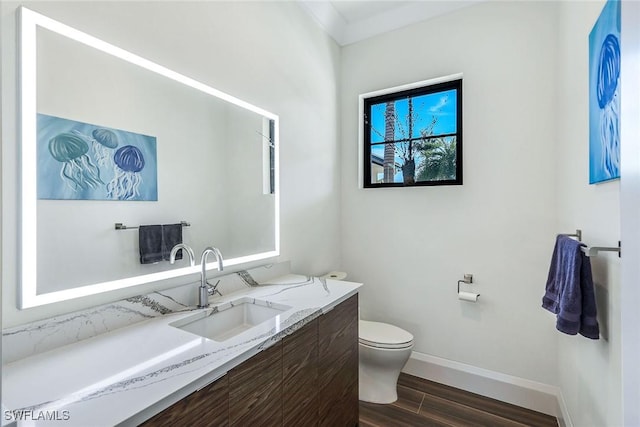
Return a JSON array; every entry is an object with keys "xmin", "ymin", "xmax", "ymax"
[
  {"xmin": 48, "ymin": 132, "xmax": 104, "ymax": 191},
  {"xmin": 596, "ymin": 33, "xmax": 620, "ymax": 179},
  {"xmin": 37, "ymin": 113, "xmax": 157, "ymax": 200},
  {"xmin": 71, "ymin": 128, "xmax": 119, "ymax": 169},
  {"xmin": 107, "ymin": 145, "xmax": 145, "ymax": 200},
  {"xmin": 589, "ymin": 0, "xmax": 620, "ymax": 184}
]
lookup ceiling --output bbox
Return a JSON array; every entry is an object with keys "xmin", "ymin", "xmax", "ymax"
[{"xmin": 298, "ymin": 0, "xmax": 485, "ymax": 46}]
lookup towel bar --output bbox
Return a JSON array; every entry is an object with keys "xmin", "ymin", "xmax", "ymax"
[
  {"xmin": 581, "ymin": 241, "xmax": 621, "ymax": 258},
  {"xmin": 115, "ymin": 221, "xmax": 190, "ymax": 230},
  {"xmin": 559, "ymin": 230, "xmax": 621, "ymax": 258}
]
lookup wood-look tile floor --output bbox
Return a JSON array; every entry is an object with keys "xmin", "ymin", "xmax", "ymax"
[{"xmin": 359, "ymin": 373, "xmax": 559, "ymax": 427}]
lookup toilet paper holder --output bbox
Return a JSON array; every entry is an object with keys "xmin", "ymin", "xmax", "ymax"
[{"xmin": 457, "ymin": 274, "xmax": 478, "ymax": 296}]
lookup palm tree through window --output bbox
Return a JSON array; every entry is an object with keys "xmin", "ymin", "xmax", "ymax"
[{"xmin": 363, "ymin": 78, "xmax": 462, "ymax": 188}]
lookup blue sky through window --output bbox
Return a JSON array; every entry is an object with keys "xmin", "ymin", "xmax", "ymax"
[
  {"xmin": 369, "ymin": 89, "xmax": 457, "ymax": 144},
  {"xmin": 364, "ymin": 79, "xmax": 462, "ymax": 187}
]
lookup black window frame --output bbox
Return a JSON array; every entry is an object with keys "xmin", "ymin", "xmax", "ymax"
[{"xmin": 363, "ymin": 78, "xmax": 463, "ymax": 188}]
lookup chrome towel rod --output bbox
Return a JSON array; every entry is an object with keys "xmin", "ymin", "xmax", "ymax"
[
  {"xmin": 115, "ymin": 221, "xmax": 190, "ymax": 230},
  {"xmin": 582, "ymin": 241, "xmax": 621, "ymax": 258},
  {"xmin": 560, "ymin": 229, "xmax": 621, "ymax": 258}
]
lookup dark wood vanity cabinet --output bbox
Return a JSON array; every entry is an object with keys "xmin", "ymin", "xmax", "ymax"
[
  {"xmin": 141, "ymin": 294, "xmax": 358, "ymax": 427},
  {"xmin": 141, "ymin": 375, "xmax": 229, "ymax": 427},
  {"xmin": 318, "ymin": 294, "xmax": 359, "ymax": 427},
  {"xmin": 229, "ymin": 341, "xmax": 283, "ymax": 426},
  {"xmin": 283, "ymin": 318, "xmax": 319, "ymax": 426}
]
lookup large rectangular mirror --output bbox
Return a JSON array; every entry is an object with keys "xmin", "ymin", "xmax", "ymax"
[{"xmin": 20, "ymin": 8, "xmax": 279, "ymax": 308}]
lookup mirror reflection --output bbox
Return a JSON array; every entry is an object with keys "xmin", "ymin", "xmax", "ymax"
[{"xmin": 21, "ymin": 8, "xmax": 279, "ymax": 307}]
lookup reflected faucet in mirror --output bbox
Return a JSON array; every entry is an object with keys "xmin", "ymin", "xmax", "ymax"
[
  {"xmin": 169, "ymin": 244, "xmax": 196, "ymax": 266},
  {"xmin": 199, "ymin": 247, "xmax": 224, "ymax": 309}
]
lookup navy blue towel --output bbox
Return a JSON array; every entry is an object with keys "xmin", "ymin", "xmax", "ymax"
[
  {"xmin": 139, "ymin": 224, "xmax": 183, "ymax": 264},
  {"xmin": 139, "ymin": 225, "xmax": 163, "ymax": 264},
  {"xmin": 542, "ymin": 235, "xmax": 600, "ymax": 339},
  {"xmin": 162, "ymin": 223, "xmax": 183, "ymax": 261}
]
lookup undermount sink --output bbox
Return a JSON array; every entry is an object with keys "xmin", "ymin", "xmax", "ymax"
[{"xmin": 170, "ymin": 297, "xmax": 291, "ymax": 342}]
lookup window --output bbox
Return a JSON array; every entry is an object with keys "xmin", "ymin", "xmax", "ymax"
[{"xmin": 362, "ymin": 78, "xmax": 462, "ymax": 188}]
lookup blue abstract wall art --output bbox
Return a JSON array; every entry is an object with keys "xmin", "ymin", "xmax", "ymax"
[
  {"xmin": 589, "ymin": 0, "xmax": 621, "ymax": 184},
  {"xmin": 37, "ymin": 114, "xmax": 158, "ymax": 201}
]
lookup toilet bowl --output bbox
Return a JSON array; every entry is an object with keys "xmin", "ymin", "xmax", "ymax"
[{"xmin": 359, "ymin": 320, "xmax": 414, "ymax": 404}]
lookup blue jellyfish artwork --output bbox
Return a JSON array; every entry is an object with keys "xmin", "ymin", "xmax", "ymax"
[
  {"xmin": 91, "ymin": 128, "xmax": 119, "ymax": 167},
  {"xmin": 596, "ymin": 34, "xmax": 620, "ymax": 178},
  {"xmin": 71, "ymin": 128, "xmax": 120, "ymax": 169},
  {"xmin": 48, "ymin": 132, "xmax": 104, "ymax": 191},
  {"xmin": 589, "ymin": 0, "xmax": 621, "ymax": 184},
  {"xmin": 107, "ymin": 145, "xmax": 146, "ymax": 200},
  {"xmin": 37, "ymin": 113, "xmax": 158, "ymax": 201}
]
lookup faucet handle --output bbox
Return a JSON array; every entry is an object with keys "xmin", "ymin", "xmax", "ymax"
[{"xmin": 206, "ymin": 280, "xmax": 222, "ymax": 297}]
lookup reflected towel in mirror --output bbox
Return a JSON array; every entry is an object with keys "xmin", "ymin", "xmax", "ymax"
[
  {"xmin": 162, "ymin": 223, "xmax": 183, "ymax": 261},
  {"xmin": 139, "ymin": 224, "xmax": 183, "ymax": 264},
  {"xmin": 139, "ymin": 225, "xmax": 163, "ymax": 264}
]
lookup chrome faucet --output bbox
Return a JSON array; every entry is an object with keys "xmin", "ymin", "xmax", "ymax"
[
  {"xmin": 198, "ymin": 247, "xmax": 224, "ymax": 308},
  {"xmin": 169, "ymin": 244, "xmax": 196, "ymax": 266}
]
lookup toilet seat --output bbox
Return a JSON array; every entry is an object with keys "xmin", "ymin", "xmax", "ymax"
[{"xmin": 359, "ymin": 320, "xmax": 414, "ymax": 349}]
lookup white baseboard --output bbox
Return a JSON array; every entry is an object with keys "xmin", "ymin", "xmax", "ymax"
[
  {"xmin": 402, "ymin": 351, "xmax": 571, "ymax": 426},
  {"xmin": 555, "ymin": 390, "xmax": 573, "ymax": 427}
]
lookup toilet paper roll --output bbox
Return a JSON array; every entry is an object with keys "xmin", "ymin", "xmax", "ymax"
[
  {"xmin": 458, "ymin": 291, "xmax": 480, "ymax": 302},
  {"xmin": 321, "ymin": 271, "xmax": 347, "ymax": 280}
]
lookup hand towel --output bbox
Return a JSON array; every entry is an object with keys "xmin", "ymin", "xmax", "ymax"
[
  {"xmin": 542, "ymin": 235, "xmax": 600, "ymax": 339},
  {"xmin": 139, "ymin": 225, "xmax": 163, "ymax": 264},
  {"xmin": 162, "ymin": 223, "xmax": 183, "ymax": 261}
]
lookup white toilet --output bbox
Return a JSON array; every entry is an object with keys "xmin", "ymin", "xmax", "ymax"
[{"xmin": 358, "ymin": 320, "xmax": 414, "ymax": 404}]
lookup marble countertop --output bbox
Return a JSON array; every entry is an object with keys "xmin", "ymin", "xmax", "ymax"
[{"xmin": 2, "ymin": 275, "xmax": 361, "ymax": 426}]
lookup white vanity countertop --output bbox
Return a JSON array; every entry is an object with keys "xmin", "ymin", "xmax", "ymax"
[{"xmin": 2, "ymin": 275, "xmax": 361, "ymax": 426}]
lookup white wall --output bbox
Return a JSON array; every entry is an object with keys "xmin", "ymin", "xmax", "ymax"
[
  {"xmin": 1, "ymin": 1, "xmax": 341, "ymax": 327},
  {"xmin": 340, "ymin": 1, "xmax": 559, "ymax": 386},
  {"xmin": 555, "ymin": 2, "xmax": 623, "ymax": 426},
  {"xmin": 620, "ymin": 2, "xmax": 640, "ymax": 425}
]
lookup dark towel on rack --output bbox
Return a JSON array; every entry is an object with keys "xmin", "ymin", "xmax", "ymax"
[
  {"xmin": 542, "ymin": 235, "xmax": 600, "ymax": 339},
  {"xmin": 139, "ymin": 225, "xmax": 163, "ymax": 264},
  {"xmin": 162, "ymin": 223, "xmax": 183, "ymax": 261}
]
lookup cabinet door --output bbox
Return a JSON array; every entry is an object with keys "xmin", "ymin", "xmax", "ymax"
[
  {"xmin": 140, "ymin": 375, "xmax": 229, "ymax": 427},
  {"xmin": 318, "ymin": 294, "xmax": 359, "ymax": 427},
  {"xmin": 283, "ymin": 319, "xmax": 318, "ymax": 426},
  {"xmin": 228, "ymin": 341, "xmax": 283, "ymax": 426}
]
